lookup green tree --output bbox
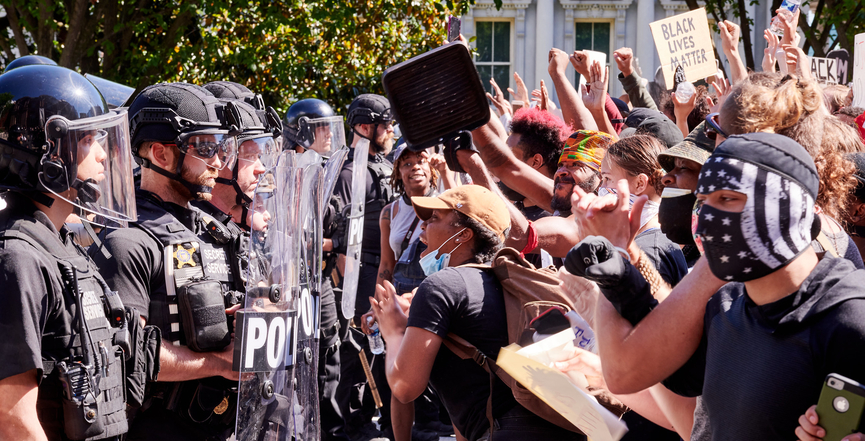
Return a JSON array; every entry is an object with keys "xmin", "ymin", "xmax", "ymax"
[{"xmin": 0, "ymin": 0, "xmax": 470, "ymax": 113}]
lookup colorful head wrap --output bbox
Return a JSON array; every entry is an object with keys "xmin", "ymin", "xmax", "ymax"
[{"xmin": 557, "ymin": 130, "xmax": 613, "ymax": 170}]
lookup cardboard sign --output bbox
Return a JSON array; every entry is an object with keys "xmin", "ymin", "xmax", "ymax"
[
  {"xmin": 649, "ymin": 8, "xmax": 716, "ymax": 86},
  {"xmin": 827, "ymin": 49, "xmax": 850, "ymax": 84},
  {"xmin": 578, "ymin": 50, "xmax": 608, "ymax": 89},
  {"xmin": 853, "ymin": 33, "xmax": 865, "ymax": 108},
  {"xmin": 810, "ymin": 57, "xmax": 842, "ymax": 84}
]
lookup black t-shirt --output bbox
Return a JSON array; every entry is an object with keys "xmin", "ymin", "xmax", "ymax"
[
  {"xmin": 95, "ymin": 226, "xmax": 163, "ymax": 321},
  {"xmin": 663, "ymin": 257, "xmax": 865, "ymax": 439},
  {"xmin": 333, "ymin": 152, "xmax": 392, "ymax": 257},
  {"xmin": 634, "ymin": 228, "xmax": 688, "ymax": 286},
  {"xmin": 406, "ymin": 266, "xmax": 520, "ymax": 441},
  {"xmin": 0, "ymin": 194, "xmax": 72, "ymax": 383}
]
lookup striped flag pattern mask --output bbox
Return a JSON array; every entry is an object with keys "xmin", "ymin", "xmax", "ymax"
[{"xmin": 694, "ymin": 155, "xmax": 815, "ymax": 282}]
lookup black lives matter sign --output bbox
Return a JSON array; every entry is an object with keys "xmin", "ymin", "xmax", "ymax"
[{"xmin": 650, "ymin": 8, "xmax": 717, "ymax": 87}]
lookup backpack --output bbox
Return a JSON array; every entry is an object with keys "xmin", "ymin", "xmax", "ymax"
[{"xmin": 442, "ymin": 247, "xmax": 627, "ymax": 435}]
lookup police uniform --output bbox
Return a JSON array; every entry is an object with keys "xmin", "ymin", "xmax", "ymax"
[{"xmin": 0, "ymin": 193, "xmax": 130, "ymax": 441}]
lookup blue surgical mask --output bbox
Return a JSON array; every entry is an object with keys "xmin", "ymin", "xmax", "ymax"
[{"xmin": 419, "ymin": 228, "xmax": 466, "ymax": 276}]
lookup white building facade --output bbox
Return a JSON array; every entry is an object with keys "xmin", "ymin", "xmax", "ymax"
[{"xmin": 463, "ymin": 0, "xmax": 777, "ymax": 104}]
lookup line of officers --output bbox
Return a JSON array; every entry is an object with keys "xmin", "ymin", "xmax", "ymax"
[{"xmin": 0, "ymin": 60, "xmax": 397, "ymax": 441}]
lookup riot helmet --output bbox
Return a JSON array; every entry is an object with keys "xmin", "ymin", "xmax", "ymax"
[
  {"xmin": 0, "ymin": 65, "xmax": 137, "ymax": 225},
  {"xmin": 283, "ymin": 98, "xmax": 345, "ymax": 155},
  {"xmin": 4, "ymin": 55, "xmax": 57, "ymax": 73},
  {"xmin": 213, "ymin": 99, "xmax": 278, "ymax": 229},
  {"xmin": 347, "ymin": 94, "xmax": 394, "ymax": 153},
  {"xmin": 128, "ymin": 82, "xmax": 240, "ymax": 200},
  {"xmin": 204, "ymin": 81, "xmax": 283, "ymax": 146}
]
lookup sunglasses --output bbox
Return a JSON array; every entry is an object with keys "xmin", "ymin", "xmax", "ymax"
[
  {"xmin": 165, "ymin": 133, "xmax": 238, "ymax": 170},
  {"xmin": 704, "ymin": 113, "xmax": 728, "ymax": 141}
]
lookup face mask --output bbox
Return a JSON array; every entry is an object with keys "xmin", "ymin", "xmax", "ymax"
[
  {"xmin": 419, "ymin": 228, "xmax": 466, "ymax": 276},
  {"xmin": 597, "ymin": 186, "xmax": 660, "ymax": 230},
  {"xmin": 694, "ymin": 156, "xmax": 814, "ymax": 282},
  {"xmin": 659, "ymin": 187, "xmax": 698, "ymax": 246}
]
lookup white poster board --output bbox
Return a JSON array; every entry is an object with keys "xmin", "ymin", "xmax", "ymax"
[
  {"xmin": 649, "ymin": 8, "xmax": 716, "ymax": 87},
  {"xmin": 810, "ymin": 57, "xmax": 841, "ymax": 84},
  {"xmin": 852, "ymin": 33, "xmax": 865, "ymax": 108},
  {"xmin": 578, "ymin": 50, "xmax": 608, "ymax": 89}
]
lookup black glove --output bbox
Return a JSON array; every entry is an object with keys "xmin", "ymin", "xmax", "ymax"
[
  {"xmin": 330, "ymin": 203, "xmax": 351, "ymax": 255},
  {"xmin": 442, "ymin": 130, "xmax": 479, "ymax": 174},
  {"xmin": 564, "ymin": 236, "xmax": 658, "ymax": 325}
]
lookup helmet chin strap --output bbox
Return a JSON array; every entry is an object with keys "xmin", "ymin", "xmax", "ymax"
[
  {"xmin": 215, "ymin": 162, "xmax": 253, "ymax": 229},
  {"xmin": 140, "ymin": 151, "xmax": 213, "ymax": 200},
  {"xmin": 71, "ymin": 177, "xmax": 102, "ymax": 204},
  {"xmin": 353, "ymin": 126, "xmax": 384, "ymax": 153}
]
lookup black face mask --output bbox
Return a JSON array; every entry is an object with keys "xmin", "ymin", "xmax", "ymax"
[
  {"xmin": 658, "ymin": 190, "xmax": 697, "ymax": 246},
  {"xmin": 498, "ymin": 180, "xmax": 526, "ymax": 203}
]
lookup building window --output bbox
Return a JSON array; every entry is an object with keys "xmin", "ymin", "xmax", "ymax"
[
  {"xmin": 475, "ymin": 21, "xmax": 512, "ymax": 100},
  {"xmin": 574, "ymin": 21, "xmax": 612, "ymax": 85}
]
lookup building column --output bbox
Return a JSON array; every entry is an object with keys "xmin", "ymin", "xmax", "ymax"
[
  {"xmin": 535, "ymin": 0, "xmax": 555, "ymax": 92},
  {"xmin": 635, "ymin": 0, "xmax": 655, "ymax": 80}
]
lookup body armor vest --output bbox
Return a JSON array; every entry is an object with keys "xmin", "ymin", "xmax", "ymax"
[
  {"xmin": 0, "ymin": 209, "xmax": 128, "ymax": 440},
  {"xmin": 132, "ymin": 191, "xmax": 246, "ymax": 350}
]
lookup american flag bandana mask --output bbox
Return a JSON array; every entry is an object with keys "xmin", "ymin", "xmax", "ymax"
[{"xmin": 694, "ymin": 155, "xmax": 815, "ymax": 282}]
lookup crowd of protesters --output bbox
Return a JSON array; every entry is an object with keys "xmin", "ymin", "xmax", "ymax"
[{"xmin": 3, "ymin": 4, "xmax": 865, "ymax": 441}]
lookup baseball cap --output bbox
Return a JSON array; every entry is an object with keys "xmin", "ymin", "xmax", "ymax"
[{"xmin": 412, "ymin": 185, "xmax": 510, "ymax": 239}]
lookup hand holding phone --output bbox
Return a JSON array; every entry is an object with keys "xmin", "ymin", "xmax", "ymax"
[
  {"xmin": 447, "ymin": 16, "xmax": 461, "ymax": 43},
  {"xmin": 815, "ymin": 373, "xmax": 865, "ymax": 441}
]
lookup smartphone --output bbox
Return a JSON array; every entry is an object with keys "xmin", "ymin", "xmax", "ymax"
[
  {"xmin": 816, "ymin": 373, "xmax": 865, "ymax": 441},
  {"xmin": 447, "ymin": 16, "xmax": 461, "ymax": 43}
]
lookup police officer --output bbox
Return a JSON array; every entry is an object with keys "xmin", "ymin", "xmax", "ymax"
[
  {"xmin": 283, "ymin": 97, "xmax": 353, "ymax": 440},
  {"xmin": 284, "ymin": 98, "xmax": 346, "ymax": 156},
  {"xmin": 196, "ymin": 88, "xmax": 279, "ymax": 231},
  {"xmin": 93, "ymin": 83, "xmax": 244, "ymax": 441},
  {"xmin": 333, "ymin": 93, "xmax": 396, "ymax": 440},
  {"xmin": 0, "ymin": 65, "xmax": 144, "ymax": 440}
]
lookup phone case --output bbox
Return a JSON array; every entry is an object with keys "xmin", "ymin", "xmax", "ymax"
[{"xmin": 816, "ymin": 373, "xmax": 865, "ymax": 441}]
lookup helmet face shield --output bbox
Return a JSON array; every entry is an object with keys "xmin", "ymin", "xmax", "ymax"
[
  {"xmin": 298, "ymin": 115, "xmax": 346, "ymax": 154},
  {"xmin": 238, "ymin": 135, "xmax": 278, "ymax": 170},
  {"xmin": 40, "ymin": 110, "xmax": 137, "ymax": 226},
  {"xmin": 177, "ymin": 132, "xmax": 238, "ymax": 171}
]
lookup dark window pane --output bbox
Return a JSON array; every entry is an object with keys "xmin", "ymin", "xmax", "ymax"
[
  {"xmin": 493, "ymin": 65, "xmax": 511, "ymax": 101},
  {"xmin": 477, "ymin": 65, "xmax": 492, "ymax": 94},
  {"xmin": 477, "ymin": 22, "xmax": 492, "ymax": 62},
  {"xmin": 575, "ymin": 22, "xmax": 592, "ymax": 52},
  {"xmin": 594, "ymin": 22, "xmax": 611, "ymax": 60},
  {"xmin": 493, "ymin": 22, "xmax": 511, "ymax": 62}
]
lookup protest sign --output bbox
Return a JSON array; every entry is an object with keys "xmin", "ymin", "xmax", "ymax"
[
  {"xmin": 650, "ymin": 8, "xmax": 716, "ymax": 86},
  {"xmin": 578, "ymin": 50, "xmax": 608, "ymax": 89},
  {"xmin": 810, "ymin": 57, "xmax": 842, "ymax": 84},
  {"xmin": 826, "ymin": 49, "xmax": 850, "ymax": 84},
  {"xmin": 853, "ymin": 33, "xmax": 865, "ymax": 108}
]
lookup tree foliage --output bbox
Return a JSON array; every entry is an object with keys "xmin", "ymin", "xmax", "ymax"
[{"xmin": 0, "ymin": 0, "xmax": 471, "ymax": 113}]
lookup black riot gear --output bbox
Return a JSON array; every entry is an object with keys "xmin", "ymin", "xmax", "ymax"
[
  {"xmin": 283, "ymin": 98, "xmax": 338, "ymax": 150},
  {"xmin": 3, "ymin": 54, "xmax": 56, "ymax": 73},
  {"xmin": 128, "ymin": 83, "xmax": 242, "ymax": 199},
  {"xmin": 0, "ymin": 65, "xmax": 137, "ymax": 226}
]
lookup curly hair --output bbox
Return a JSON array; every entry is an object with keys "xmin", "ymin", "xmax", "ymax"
[
  {"xmin": 451, "ymin": 211, "xmax": 508, "ymax": 264},
  {"xmin": 607, "ymin": 135, "xmax": 666, "ymax": 195},
  {"xmin": 719, "ymin": 72, "xmax": 857, "ymax": 220},
  {"xmin": 824, "ymin": 116, "xmax": 865, "ymax": 154},
  {"xmin": 509, "ymin": 107, "xmax": 572, "ymax": 176},
  {"xmin": 389, "ymin": 150, "xmax": 440, "ymax": 196},
  {"xmin": 661, "ymin": 85, "xmax": 715, "ymax": 133}
]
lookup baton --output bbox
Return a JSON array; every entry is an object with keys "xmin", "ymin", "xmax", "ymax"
[{"xmin": 358, "ymin": 349, "xmax": 383, "ymax": 409}]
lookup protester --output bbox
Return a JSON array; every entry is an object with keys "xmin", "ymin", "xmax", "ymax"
[
  {"xmin": 371, "ymin": 184, "xmax": 586, "ymax": 441},
  {"xmin": 845, "ymin": 152, "xmax": 865, "ymax": 260}
]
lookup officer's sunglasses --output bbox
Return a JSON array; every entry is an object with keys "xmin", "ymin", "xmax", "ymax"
[{"xmin": 164, "ymin": 133, "xmax": 237, "ymax": 170}]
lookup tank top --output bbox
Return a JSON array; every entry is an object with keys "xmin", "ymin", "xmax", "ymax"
[{"xmin": 388, "ymin": 195, "xmax": 427, "ymax": 260}]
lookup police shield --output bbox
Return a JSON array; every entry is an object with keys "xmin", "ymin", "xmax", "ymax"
[
  {"xmin": 341, "ymin": 138, "xmax": 370, "ymax": 319},
  {"xmin": 291, "ymin": 149, "xmax": 325, "ymax": 440},
  {"xmin": 234, "ymin": 151, "xmax": 303, "ymax": 441},
  {"xmin": 322, "ymin": 146, "xmax": 349, "ymax": 209}
]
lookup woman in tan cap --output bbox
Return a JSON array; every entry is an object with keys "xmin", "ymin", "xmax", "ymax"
[{"xmin": 371, "ymin": 184, "xmax": 586, "ymax": 441}]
